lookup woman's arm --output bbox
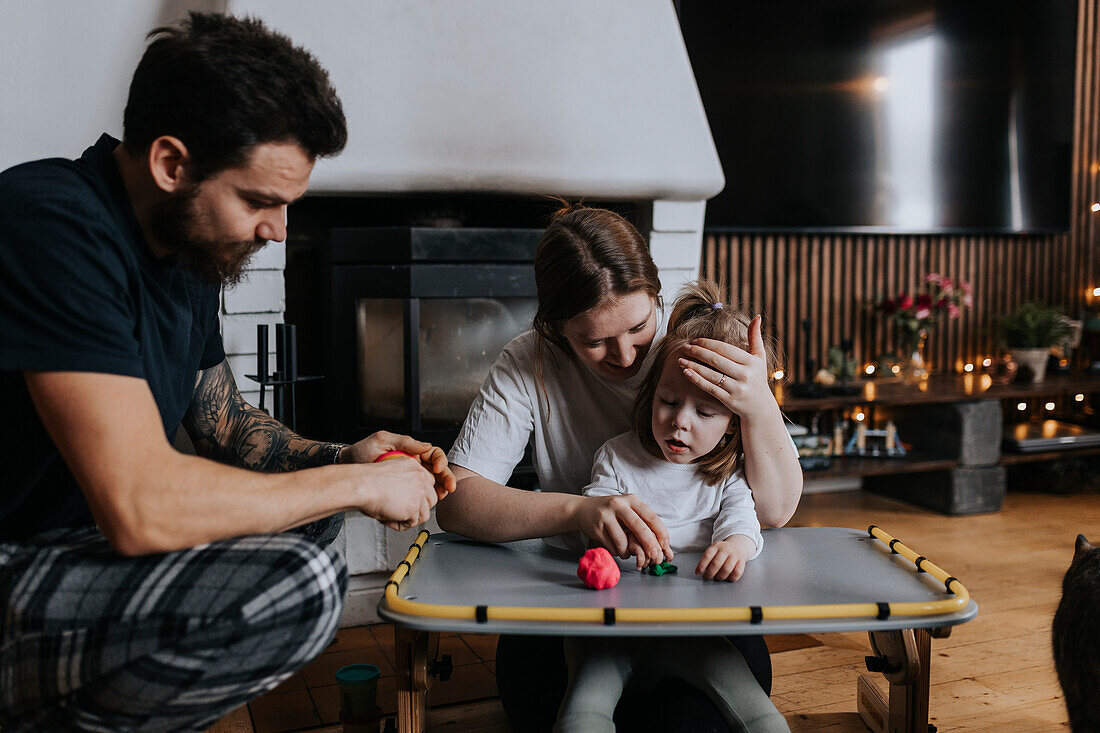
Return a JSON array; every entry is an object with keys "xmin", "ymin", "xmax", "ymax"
[
  {"xmin": 738, "ymin": 401, "xmax": 802, "ymax": 527},
  {"xmin": 437, "ymin": 466, "xmax": 672, "ymax": 564},
  {"xmin": 678, "ymin": 316, "xmax": 803, "ymax": 527},
  {"xmin": 437, "ymin": 466, "xmax": 581, "ymax": 541}
]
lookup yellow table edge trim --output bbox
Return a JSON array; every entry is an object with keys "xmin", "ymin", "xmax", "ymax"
[{"xmin": 382, "ymin": 526, "xmax": 970, "ymax": 624}]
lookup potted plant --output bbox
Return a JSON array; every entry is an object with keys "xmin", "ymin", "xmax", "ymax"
[{"xmin": 999, "ymin": 302, "xmax": 1072, "ymax": 383}]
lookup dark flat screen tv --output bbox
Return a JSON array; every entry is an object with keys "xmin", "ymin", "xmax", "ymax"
[{"xmin": 679, "ymin": 0, "xmax": 1076, "ymax": 231}]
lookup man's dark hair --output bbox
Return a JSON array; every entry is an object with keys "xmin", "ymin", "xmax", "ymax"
[{"xmin": 123, "ymin": 12, "xmax": 347, "ymax": 181}]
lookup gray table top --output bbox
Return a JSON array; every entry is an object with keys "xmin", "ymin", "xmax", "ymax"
[{"xmin": 377, "ymin": 527, "xmax": 978, "ymax": 636}]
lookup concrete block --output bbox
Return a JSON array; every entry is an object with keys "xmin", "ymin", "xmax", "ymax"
[
  {"xmin": 865, "ymin": 465, "xmax": 1006, "ymax": 515},
  {"xmin": 222, "ymin": 313, "xmax": 283, "ymax": 356},
  {"xmin": 651, "ymin": 199, "xmax": 706, "ymax": 232},
  {"xmin": 246, "ymin": 240, "xmax": 286, "ymax": 270},
  {"xmin": 649, "ymin": 230, "xmax": 703, "ymax": 271},
  {"xmin": 884, "ymin": 400, "xmax": 1002, "ymax": 466},
  {"xmin": 222, "ymin": 269, "xmax": 285, "ymax": 314}
]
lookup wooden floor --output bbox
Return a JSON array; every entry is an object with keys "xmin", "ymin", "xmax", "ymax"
[{"xmin": 209, "ymin": 487, "xmax": 1089, "ymax": 732}]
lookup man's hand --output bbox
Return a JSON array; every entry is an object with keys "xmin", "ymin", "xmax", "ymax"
[
  {"xmin": 696, "ymin": 534, "xmax": 756, "ymax": 581},
  {"xmin": 575, "ymin": 494, "xmax": 674, "ymax": 569},
  {"xmin": 351, "ymin": 458, "xmax": 441, "ymax": 531},
  {"xmin": 340, "ymin": 431, "xmax": 457, "ymax": 501}
]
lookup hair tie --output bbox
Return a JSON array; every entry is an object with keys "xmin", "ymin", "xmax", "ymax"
[{"xmin": 711, "ymin": 302, "xmax": 723, "ymax": 310}]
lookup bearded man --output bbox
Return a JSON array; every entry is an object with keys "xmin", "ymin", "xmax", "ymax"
[{"xmin": 0, "ymin": 13, "xmax": 453, "ymax": 731}]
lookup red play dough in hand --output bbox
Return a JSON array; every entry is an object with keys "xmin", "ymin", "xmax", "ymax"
[
  {"xmin": 374, "ymin": 450, "xmax": 413, "ymax": 462},
  {"xmin": 577, "ymin": 548, "xmax": 621, "ymax": 589}
]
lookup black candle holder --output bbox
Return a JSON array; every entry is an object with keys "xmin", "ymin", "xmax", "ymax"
[{"xmin": 246, "ymin": 323, "xmax": 323, "ymax": 432}]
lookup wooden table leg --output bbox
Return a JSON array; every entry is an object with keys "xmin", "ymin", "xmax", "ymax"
[
  {"xmin": 856, "ymin": 628, "xmax": 932, "ymax": 733},
  {"xmin": 394, "ymin": 627, "xmax": 436, "ymax": 733}
]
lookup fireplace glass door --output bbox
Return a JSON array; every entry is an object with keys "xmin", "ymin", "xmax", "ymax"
[{"xmin": 356, "ymin": 297, "xmax": 536, "ymax": 429}]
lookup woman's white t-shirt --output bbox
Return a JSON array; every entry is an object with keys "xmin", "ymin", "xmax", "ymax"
[
  {"xmin": 448, "ymin": 317, "xmax": 668, "ymax": 501},
  {"xmin": 583, "ymin": 432, "xmax": 763, "ymax": 557}
]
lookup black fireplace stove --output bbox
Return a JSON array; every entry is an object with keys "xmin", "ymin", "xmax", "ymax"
[{"xmin": 322, "ymin": 227, "xmax": 542, "ymax": 451}]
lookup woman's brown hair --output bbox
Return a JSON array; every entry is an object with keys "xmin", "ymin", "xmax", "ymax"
[
  {"xmin": 631, "ymin": 280, "xmax": 777, "ymax": 486},
  {"xmin": 532, "ymin": 203, "xmax": 661, "ymax": 413}
]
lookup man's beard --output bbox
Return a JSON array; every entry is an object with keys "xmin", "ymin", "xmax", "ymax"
[{"xmin": 150, "ymin": 186, "xmax": 267, "ymax": 286}]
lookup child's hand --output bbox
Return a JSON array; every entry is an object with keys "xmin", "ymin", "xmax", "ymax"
[{"xmin": 696, "ymin": 534, "xmax": 757, "ymax": 581}]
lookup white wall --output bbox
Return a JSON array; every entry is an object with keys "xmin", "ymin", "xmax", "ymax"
[
  {"xmin": 226, "ymin": 0, "xmax": 725, "ymax": 200},
  {"xmin": 0, "ymin": 0, "xmax": 283, "ymax": 409},
  {"xmin": 0, "ymin": 0, "xmax": 224, "ymax": 171}
]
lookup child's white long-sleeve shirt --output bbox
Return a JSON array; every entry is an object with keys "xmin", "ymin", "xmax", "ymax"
[{"xmin": 583, "ymin": 432, "xmax": 763, "ymax": 557}]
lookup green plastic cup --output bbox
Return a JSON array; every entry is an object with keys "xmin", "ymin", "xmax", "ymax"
[{"xmin": 336, "ymin": 663, "xmax": 381, "ymax": 722}]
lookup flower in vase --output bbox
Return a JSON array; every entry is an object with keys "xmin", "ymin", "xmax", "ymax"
[{"xmin": 872, "ymin": 273, "xmax": 974, "ymax": 347}]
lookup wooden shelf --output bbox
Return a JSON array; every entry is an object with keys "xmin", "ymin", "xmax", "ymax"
[
  {"xmin": 802, "ymin": 453, "xmax": 959, "ymax": 479},
  {"xmin": 778, "ymin": 372, "xmax": 1100, "ymax": 412},
  {"xmin": 1000, "ymin": 445, "xmax": 1100, "ymax": 465}
]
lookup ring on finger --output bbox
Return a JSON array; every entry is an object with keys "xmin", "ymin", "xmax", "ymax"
[{"xmin": 717, "ymin": 374, "xmax": 727, "ymax": 388}]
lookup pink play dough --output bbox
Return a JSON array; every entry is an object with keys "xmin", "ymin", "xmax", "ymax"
[{"xmin": 577, "ymin": 548, "xmax": 620, "ymax": 589}]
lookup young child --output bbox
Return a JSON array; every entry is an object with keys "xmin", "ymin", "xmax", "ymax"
[{"xmin": 555, "ymin": 280, "xmax": 789, "ymax": 733}]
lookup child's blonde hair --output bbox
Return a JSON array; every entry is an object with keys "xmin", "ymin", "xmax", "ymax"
[{"xmin": 632, "ymin": 280, "xmax": 777, "ymax": 486}]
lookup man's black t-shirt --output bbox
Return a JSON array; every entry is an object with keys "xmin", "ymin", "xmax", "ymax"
[{"xmin": 0, "ymin": 135, "xmax": 225, "ymax": 540}]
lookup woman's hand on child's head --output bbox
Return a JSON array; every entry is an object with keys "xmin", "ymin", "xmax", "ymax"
[
  {"xmin": 576, "ymin": 493, "xmax": 673, "ymax": 568},
  {"xmin": 679, "ymin": 316, "xmax": 779, "ymax": 423},
  {"xmin": 696, "ymin": 535, "xmax": 756, "ymax": 581}
]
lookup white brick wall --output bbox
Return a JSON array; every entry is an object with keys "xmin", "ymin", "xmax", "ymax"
[
  {"xmin": 220, "ymin": 241, "xmax": 286, "ymax": 407},
  {"xmin": 650, "ymin": 199, "xmax": 706, "ymax": 302},
  {"xmin": 651, "ymin": 199, "xmax": 706, "ymax": 232}
]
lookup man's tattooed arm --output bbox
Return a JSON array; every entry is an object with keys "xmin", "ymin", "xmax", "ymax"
[{"xmin": 181, "ymin": 360, "xmax": 345, "ymax": 472}]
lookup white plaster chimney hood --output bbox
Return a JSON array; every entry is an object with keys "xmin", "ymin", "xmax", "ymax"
[{"xmin": 226, "ymin": 0, "xmax": 724, "ymax": 200}]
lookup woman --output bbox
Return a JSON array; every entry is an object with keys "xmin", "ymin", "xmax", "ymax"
[{"xmin": 438, "ymin": 205, "xmax": 802, "ymax": 731}]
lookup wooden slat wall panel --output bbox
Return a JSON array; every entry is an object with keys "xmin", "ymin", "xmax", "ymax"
[
  {"xmin": 1073, "ymin": 0, "xmax": 1100, "ymax": 306},
  {"xmin": 701, "ymin": 0, "xmax": 1098, "ymax": 383},
  {"xmin": 702, "ymin": 231, "xmax": 1077, "ymax": 383}
]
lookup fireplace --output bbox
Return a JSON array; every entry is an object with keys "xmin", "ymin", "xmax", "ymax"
[
  {"xmin": 325, "ymin": 226, "xmax": 541, "ymax": 448},
  {"xmin": 284, "ymin": 196, "xmax": 644, "ymax": 490}
]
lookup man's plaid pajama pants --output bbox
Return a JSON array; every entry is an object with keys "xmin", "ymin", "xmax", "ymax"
[{"xmin": 0, "ymin": 517, "xmax": 347, "ymax": 731}]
